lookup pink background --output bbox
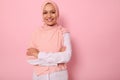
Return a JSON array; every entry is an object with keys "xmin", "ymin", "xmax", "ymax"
[{"xmin": 0, "ymin": 0, "xmax": 120, "ymax": 80}]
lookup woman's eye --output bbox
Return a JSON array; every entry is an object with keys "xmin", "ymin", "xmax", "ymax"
[
  {"xmin": 43, "ymin": 12, "xmax": 47, "ymax": 14},
  {"xmin": 51, "ymin": 11, "xmax": 55, "ymax": 14}
]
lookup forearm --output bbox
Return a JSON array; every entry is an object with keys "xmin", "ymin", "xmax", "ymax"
[
  {"xmin": 38, "ymin": 51, "xmax": 72, "ymax": 64},
  {"xmin": 38, "ymin": 33, "xmax": 72, "ymax": 64},
  {"xmin": 26, "ymin": 55, "xmax": 57, "ymax": 66}
]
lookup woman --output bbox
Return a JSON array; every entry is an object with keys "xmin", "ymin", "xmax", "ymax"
[{"xmin": 26, "ymin": 0, "xmax": 72, "ymax": 80}]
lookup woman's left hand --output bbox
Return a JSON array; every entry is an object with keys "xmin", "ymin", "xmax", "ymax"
[{"xmin": 26, "ymin": 48, "xmax": 39, "ymax": 58}]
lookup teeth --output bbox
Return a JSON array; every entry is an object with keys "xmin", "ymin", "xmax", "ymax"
[{"xmin": 47, "ymin": 19, "xmax": 53, "ymax": 22}]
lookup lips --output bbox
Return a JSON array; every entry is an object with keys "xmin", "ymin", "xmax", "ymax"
[{"xmin": 46, "ymin": 18, "xmax": 54, "ymax": 22}]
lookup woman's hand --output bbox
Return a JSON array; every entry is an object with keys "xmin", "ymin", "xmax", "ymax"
[
  {"xmin": 59, "ymin": 47, "xmax": 66, "ymax": 52},
  {"xmin": 26, "ymin": 48, "xmax": 39, "ymax": 58}
]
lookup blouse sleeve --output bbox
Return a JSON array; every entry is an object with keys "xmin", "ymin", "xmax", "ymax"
[{"xmin": 38, "ymin": 32, "xmax": 72, "ymax": 65}]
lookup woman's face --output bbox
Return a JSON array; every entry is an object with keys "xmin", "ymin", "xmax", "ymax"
[{"xmin": 43, "ymin": 3, "xmax": 57, "ymax": 26}]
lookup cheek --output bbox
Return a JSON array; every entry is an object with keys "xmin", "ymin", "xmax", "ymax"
[
  {"xmin": 53, "ymin": 14, "xmax": 57, "ymax": 20},
  {"xmin": 43, "ymin": 15, "xmax": 47, "ymax": 20}
]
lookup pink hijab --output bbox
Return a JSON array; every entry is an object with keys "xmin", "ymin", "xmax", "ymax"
[
  {"xmin": 27, "ymin": 0, "xmax": 68, "ymax": 75},
  {"xmin": 29, "ymin": 0, "xmax": 68, "ymax": 52}
]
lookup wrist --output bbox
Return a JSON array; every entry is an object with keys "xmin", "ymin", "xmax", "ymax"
[{"xmin": 33, "ymin": 53, "xmax": 38, "ymax": 58}]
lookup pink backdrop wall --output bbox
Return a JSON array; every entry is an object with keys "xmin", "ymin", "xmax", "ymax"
[{"xmin": 0, "ymin": 0, "xmax": 120, "ymax": 80}]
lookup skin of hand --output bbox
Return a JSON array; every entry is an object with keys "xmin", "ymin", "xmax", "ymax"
[
  {"xmin": 59, "ymin": 46, "xmax": 66, "ymax": 52},
  {"xmin": 26, "ymin": 48, "xmax": 39, "ymax": 58}
]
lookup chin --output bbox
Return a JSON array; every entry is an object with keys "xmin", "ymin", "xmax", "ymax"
[
  {"xmin": 46, "ymin": 22, "xmax": 56, "ymax": 26},
  {"xmin": 47, "ymin": 24, "xmax": 55, "ymax": 26}
]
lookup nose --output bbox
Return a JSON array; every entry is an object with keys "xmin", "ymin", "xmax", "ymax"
[{"xmin": 47, "ymin": 13, "xmax": 52, "ymax": 18}]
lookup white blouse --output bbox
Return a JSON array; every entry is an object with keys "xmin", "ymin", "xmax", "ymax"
[{"xmin": 27, "ymin": 33, "xmax": 72, "ymax": 66}]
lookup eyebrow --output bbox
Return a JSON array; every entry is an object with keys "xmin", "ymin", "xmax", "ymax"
[{"xmin": 43, "ymin": 9, "xmax": 56, "ymax": 12}]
